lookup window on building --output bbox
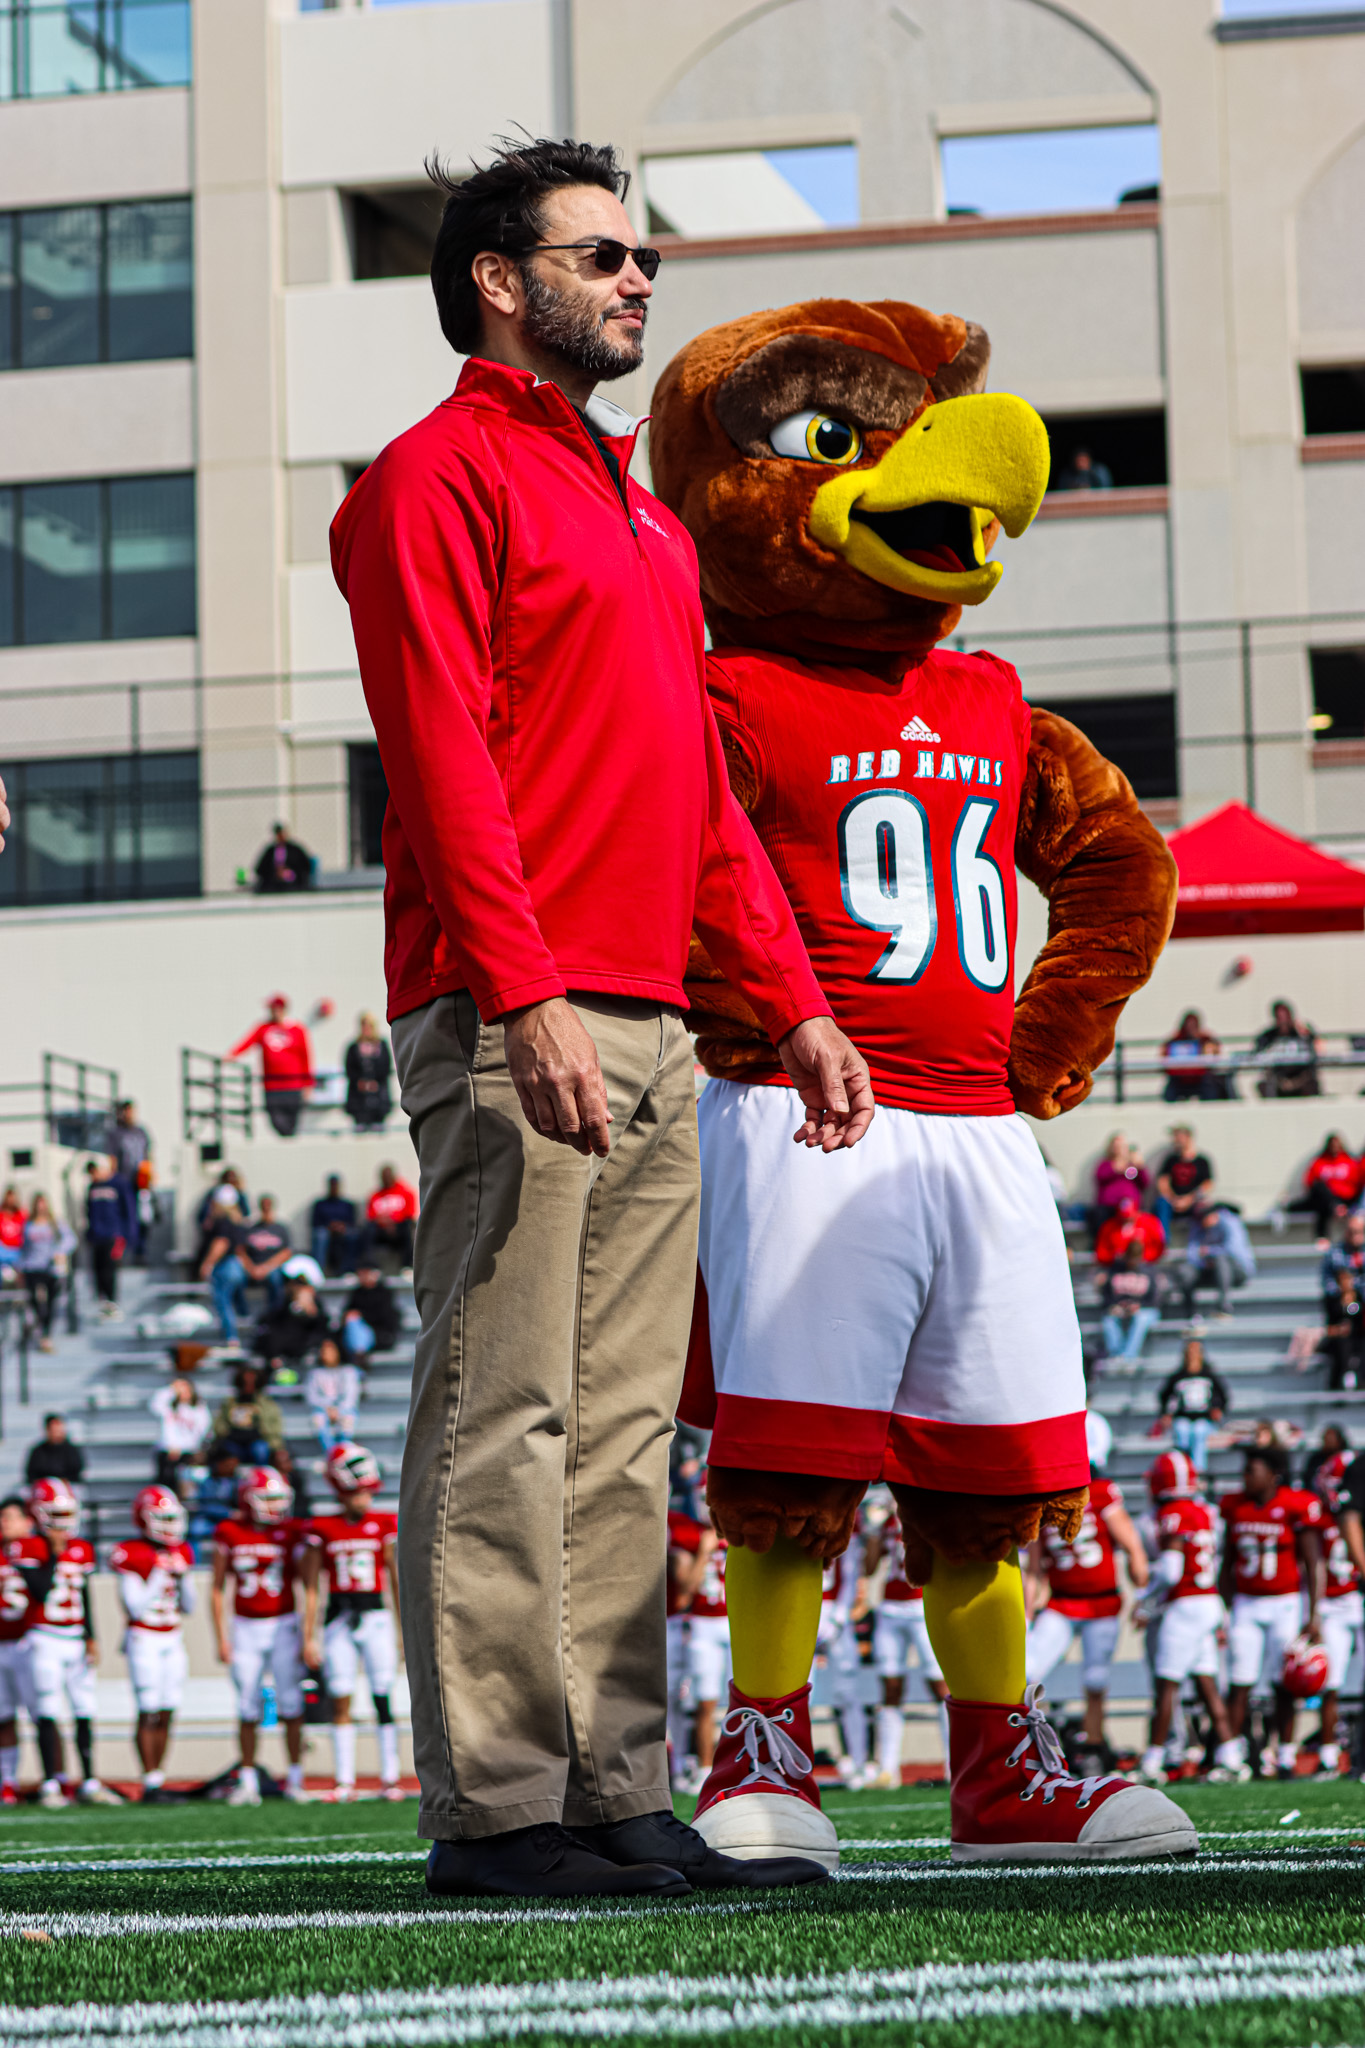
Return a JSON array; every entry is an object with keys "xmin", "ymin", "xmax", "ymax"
[
  {"xmin": 0, "ymin": 750, "xmax": 200, "ymax": 906},
  {"xmin": 940, "ymin": 125, "xmax": 1161, "ymax": 218},
  {"xmin": 346, "ymin": 187, "xmax": 441, "ymax": 281},
  {"xmin": 0, "ymin": 1, "xmax": 191, "ymax": 100},
  {"xmin": 1029, "ymin": 693, "xmax": 1178, "ymax": 799},
  {"xmin": 1309, "ymin": 648, "xmax": 1365, "ymax": 740},
  {"xmin": 348, "ymin": 743, "xmax": 388, "ymax": 868},
  {"xmin": 1300, "ymin": 365, "xmax": 1365, "ymax": 437},
  {"xmin": 1041, "ymin": 411, "xmax": 1168, "ymax": 491},
  {"xmin": 0, "ymin": 473, "xmax": 195, "ymax": 645},
  {"xmin": 642, "ymin": 145, "xmax": 858, "ymax": 239},
  {"xmin": 0, "ymin": 198, "xmax": 191, "ymax": 371}
]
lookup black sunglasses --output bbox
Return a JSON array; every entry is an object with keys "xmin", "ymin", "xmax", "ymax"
[{"xmin": 529, "ymin": 237, "xmax": 662, "ymax": 280}]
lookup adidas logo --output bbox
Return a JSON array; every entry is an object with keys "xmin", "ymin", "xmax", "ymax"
[{"xmin": 899, "ymin": 714, "xmax": 942, "ymax": 744}]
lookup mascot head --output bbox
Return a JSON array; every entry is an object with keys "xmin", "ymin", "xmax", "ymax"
[{"xmin": 649, "ymin": 298, "xmax": 1050, "ymax": 668}]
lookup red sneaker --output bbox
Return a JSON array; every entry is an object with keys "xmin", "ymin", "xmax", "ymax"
[
  {"xmin": 949, "ymin": 1687, "xmax": 1198, "ymax": 1863},
  {"xmin": 691, "ymin": 1681, "xmax": 839, "ymax": 1869}
]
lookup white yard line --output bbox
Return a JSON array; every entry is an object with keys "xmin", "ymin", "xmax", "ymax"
[
  {"xmin": 4, "ymin": 1945, "xmax": 1365, "ymax": 2042},
  {"xmin": 0, "ymin": 1831, "xmax": 386, "ymax": 1858},
  {"xmin": 0, "ymin": 1849, "xmax": 422, "ymax": 1874}
]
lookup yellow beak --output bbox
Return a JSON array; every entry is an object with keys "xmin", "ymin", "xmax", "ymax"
[{"xmin": 807, "ymin": 392, "xmax": 1050, "ymax": 606}]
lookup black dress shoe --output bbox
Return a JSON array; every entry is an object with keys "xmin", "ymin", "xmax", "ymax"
[
  {"xmin": 140, "ymin": 1785, "xmax": 186, "ymax": 1805},
  {"xmin": 568, "ymin": 1810, "xmax": 829, "ymax": 1889},
  {"xmin": 425, "ymin": 1822, "xmax": 693, "ymax": 1899}
]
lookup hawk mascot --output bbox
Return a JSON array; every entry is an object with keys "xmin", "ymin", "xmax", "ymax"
[{"xmin": 649, "ymin": 298, "xmax": 1194, "ymax": 1865}]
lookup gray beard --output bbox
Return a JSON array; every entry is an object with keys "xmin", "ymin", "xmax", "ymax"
[{"xmin": 519, "ymin": 266, "xmax": 645, "ymax": 381}]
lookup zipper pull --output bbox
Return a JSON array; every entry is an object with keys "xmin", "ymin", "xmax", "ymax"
[{"xmin": 629, "ymin": 517, "xmax": 638, "ymax": 536}]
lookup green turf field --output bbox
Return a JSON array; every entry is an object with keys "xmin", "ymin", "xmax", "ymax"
[{"xmin": 0, "ymin": 1779, "xmax": 1362, "ymax": 2045}]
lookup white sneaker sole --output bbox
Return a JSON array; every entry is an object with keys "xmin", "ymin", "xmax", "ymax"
[
  {"xmin": 952, "ymin": 1787, "xmax": 1198, "ymax": 1864},
  {"xmin": 693, "ymin": 1792, "xmax": 840, "ymax": 1870}
]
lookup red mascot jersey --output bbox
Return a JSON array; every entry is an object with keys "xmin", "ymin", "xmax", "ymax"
[
  {"xmin": 29, "ymin": 1539, "xmax": 95, "ymax": 1633},
  {"xmin": 109, "ymin": 1539, "xmax": 195, "ymax": 1632},
  {"xmin": 1038, "ymin": 1478, "xmax": 1123, "ymax": 1618},
  {"xmin": 214, "ymin": 1519, "xmax": 301, "ymax": 1619},
  {"xmin": 305, "ymin": 1511, "xmax": 397, "ymax": 1611},
  {"xmin": 1322, "ymin": 1516, "xmax": 1361, "ymax": 1600},
  {"xmin": 1217, "ymin": 1487, "xmax": 1322, "ymax": 1598},
  {"xmin": 0, "ymin": 1536, "xmax": 47, "ymax": 1641},
  {"xmin": 705, "ymin": 646, "xmax": 1031, "ymax": 1114},
  {"xmin": 1155, "ymin": 1498, "xmax": 1219, "ymax": 1601}
]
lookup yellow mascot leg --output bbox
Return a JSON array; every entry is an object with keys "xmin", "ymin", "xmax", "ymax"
[
  {"xmin": 726, "ymin": 1535, "xmax": 824, "ymax": 1699},
  {"xmin": 920, "ymin": 1551, "xmax": 1026, "ymax": 1705}
]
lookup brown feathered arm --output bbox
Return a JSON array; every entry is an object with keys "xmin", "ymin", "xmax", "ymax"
[
  {"xmin": 684, "ymin": 723, "xmax": 778, "ymax": 1080},
  {"xmin": 1009, "ymin": 708, "xmax": 1177, "ymax": 1120}
]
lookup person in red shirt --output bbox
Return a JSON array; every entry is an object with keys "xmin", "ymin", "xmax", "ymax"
[
  {"xmin": 229, "ymin": 996, "xmax": 315, "ymax": 1139},
  {"xmin": 1310, "ymin": 1451, "xmax": 1362, "ymax": 1776},
  {"xmin": 362, "ymin": 1165, "xmax": 418, "ymax": 1272},
  {"xmin": 330, "ymin": 138, "xmax": 867, "ymax": 1902},
  {"xmin": 863, "ymin": 1511, "xmax": 948, "ymax": 1790},
  {"xmin": 0, "ymin": 1495, "xmax": 53, "ymax": 1805},
  {"xmin": 673, "ymin": 1504, "xmax": 730, "ymax": 1785},
  {"xmin": 1025, "ymin": 1470, "xmax": 1148, "ymax": 1760},
  {"xmin": 1134, "ymin": 1451, "xmax": 1242, "ymax": 1784},
  {"xmin": 0, "ymin": 1184, "xmax": 25, "ymax": 1280},
  {"xmin": 111, "ymin": 1485, "xmax": 196, "ymax": 1802},
  {"xmin": 1288, "ymin": 1133, "xmax": 1365, "ymax": 1248},
  {"xmin": 301, "ymin": 1442, "xmax": 403, "ymax": 1802},
  {"xmin": 666, "ymin": 1506, "xmax": 703, "ymax": 1787},
  {"xmin": 1095, "ymin": 1197, "xmax": 1167, "ymax": 1268},
  {"xmin": 1219, "ymin": 1446, "xmax": 1323, "ymax": 1778},
  {"xmin": 24, "ymin": 1478, "xmax": 118, "ymax": 1808},
  {"xmin": 211, "ymin": 1466, "xmax": 307, "ymax": 1804}
]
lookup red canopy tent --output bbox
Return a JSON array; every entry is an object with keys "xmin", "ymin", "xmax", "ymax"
[{"xmin": 1166, "ymin": 801, "xmax": 1365, "ymax": 938}]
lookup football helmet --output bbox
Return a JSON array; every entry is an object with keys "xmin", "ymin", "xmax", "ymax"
[
  {"xmin": 132, "ymin": 1483, "xmax": 187, "ymax": 1548},
  {"xmin": 237, "ymin": 1466, "xmax": 293, "ymax": 1528},
  {"xmin": 1314, "ymin": 1449, "xmax": 1355, "ymax": 1515},
  {"xmin": 27, "ymin": 1476, "xmax": 81, "ymax": 1537},
  {"xmin": 325, "ymin": 1442, "xmax": 381, "ymax": 1497},
  {"xmin": 1147, "ymin": 1450, "xmax": 1198, "ymax": 1503},
  {"xmin": 1281, "ymin": 1633, "xmax": 1330, "ymax": 1698}
]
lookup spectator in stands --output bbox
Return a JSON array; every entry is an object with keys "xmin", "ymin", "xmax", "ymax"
[
  {"xmin": 189, "ymin": 1442, "xmax": 241, "ymax": 1555},
  {"xmin": 341, "ymin": 1264, "xmax": 401, "ymax": 1360},
  {"xmin": 275, "ymin": 1444, "xmax": 312, "ymax": 1520},
  {"xmin": 1095, "ymin": 1194, "xmax": 1165, "ymax": 1268},
  {"xmin": 1154, "ymin": 1125, "xmax": 1215, "ymax": 1239},
  {"xmin": 1093, "ymin": 1133, "xmax": 1149, "ymax": 1237},
  {"xmin": 311, "ymin": 1175, "xmax": 359, "ymax": 1277},
  {"xmin": 345, "ymin": 1012, "xmax": 393, "ymax": 1130},
  {"xmin": 108, "ymin": 1099, "xmax": 151, "ymax": 1184},
  {"xmin": 1322, "ymin": 1213, "xmax": 1365, "ymax": 1318},
  {"xmin": 1157, "ymin": 1338, "xmax": 1230, "ymax": 1471},
  {"xmin": 1160, "ymin": 1010, "xmax": 1229, "ymax": 1103},
  {"xmin": 150, "ymin": 1375, "xmax": 213, "ymax": 1490},
  {"xmin": 85, "ymin": 1156, "xmax": 136, "ymax": 1320},
  {"xmin": 229, "ymin": 995, "xmax": 315, "ymax": 1139},
  {"xmin": 212, "ymin": 1364, "xmax": 286, "ymax": 1466},
  {"xmin": 1325, "ymin": 1268, "xmax": 1363, "ymax": 1392},
  {"xmin": 1288, "ymin": 1133, "xmax": 1364, "ymax": 1248},
  {"xmin": 0, "ymin": 1186, "xmax": 26, "ymax": 1290},
  {"xmin": 25, "ymin": 1413, "xmax": 84, "ymax": 1488},
  {"xmin": 362, "ymin": 1164, "xmax": 418, "ymax": 1271},
  {"xmin": 1099, "ymin": 1242, "xmax": 1164, "ymax": 1360},
  {"xmin": 1253, "ymin": 999, "xmax": 1321, "ymax": 1098},
  {"xmin": 1168, "ymin": 1198, "xmax": 1256, "ymax": 1320},
  {"xmin": 20, "ymin": 1193, "xmax": 75, "ymax": 1352},
  {"xmin": 1053, "ymin": 446, "xmax": 1113, "ymax": 491},
  {"xmin": 305, "ymin": 1337, "xmax": 361, "ymax": 1452},
  {"xmin": 200, "ymin": 1195, "xmax": 292, "ymax": 1343},
  {"xmin": 1302, "ymin": 1422, "xmax": 1351, "ymax": 1497},
  {"xmin": 254, "ymin": 1273, "xmax": 331, "ymax": 1378},
  {"xmin": 253, "ymin": 821, "xmax": 314, "ymax": 894},
  {"xmin": 236, "ymin": 1198, "xmax": 293, "ymax": 1306}
]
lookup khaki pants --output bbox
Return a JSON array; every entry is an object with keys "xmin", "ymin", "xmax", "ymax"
[{"xmin": 391, "ymin": 991, "xmax": 700, "ymax": 1842}]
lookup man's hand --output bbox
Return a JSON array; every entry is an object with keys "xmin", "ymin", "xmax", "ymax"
[
  {"xmin": 504, "ymin": 998, "xmax": 613, "ymax": 1158},
  {"xmin": 777, "ymin": 1017, "xmax": 875, "ymax": 1151}
]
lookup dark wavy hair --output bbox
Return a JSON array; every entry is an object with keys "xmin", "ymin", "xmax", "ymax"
[{"xmin": 427, "ymin": 136, "xmax": 630, "ymax": 356}]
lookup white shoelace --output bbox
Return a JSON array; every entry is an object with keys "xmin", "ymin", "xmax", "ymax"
[
  {"xmin": 1005, "ymin": 1684, "xmax": 1124, "ymax": 1808},
  {"xmin": 719, "ymin": 1702, "xmax": 812, "ymax": 1792}
]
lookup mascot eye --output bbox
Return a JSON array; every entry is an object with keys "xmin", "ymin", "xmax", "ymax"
[{"xmin": 768, "ymin": 410, "xmax": 863, "ymax": 466}]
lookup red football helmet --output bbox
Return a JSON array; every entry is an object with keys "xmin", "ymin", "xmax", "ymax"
[
  {"xmin": 27, "ymin": 1477, "xmax": 80, "ymax": 1536},
  {"xmin": 132, "ymin": 1484, "xmax": 187, "ymax": 1548},
  {"xmin": 325, "ymin": 1442, "xmax": 381, "ymax": 1498},
  {"xmin": 1147, "ymin": 1450, "xmax": 1199, "ymax": 1503},
  {"xmin": 237, "ymin": 1466, "xmax": 293, "ymax": 1528},
  {"xmin": 1281, "ymin": 1634, "xmax": 1330, "ymax": 1698},
  {"xmin": 1314, "ymin": 1449, "xmax": 1356, "ymax": 1515}
]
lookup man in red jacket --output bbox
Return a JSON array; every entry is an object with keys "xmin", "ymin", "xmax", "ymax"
[
  {"xmin": 331, "ymin": 138, "xmax": 871, "ymax": 1902},
  {"xmin": 230, "ymin": 996, "xmax": 314, "ymax": 1138}
]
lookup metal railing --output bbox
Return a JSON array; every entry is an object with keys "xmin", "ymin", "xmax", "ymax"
[
  {"xmin": 0, "ymin": 1052, "xmax": 122, "ymax": 1147},
  {"xmin": 1096, "ymin": 1030, "xmax": 1365, "ymax": 1104},
  {"xmin": 181, "ymin": 1048, "xmax": 254, "ymax": 1152}
]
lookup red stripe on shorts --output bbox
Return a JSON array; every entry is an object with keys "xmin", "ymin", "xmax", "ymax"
[
  {"xmin": 884, "ymin": 1411, "xmax": 1090, "ymax": 1494},
  {"xmin": 710, "ymin": 1395, "xmax": 890, "ymax": 1478}
]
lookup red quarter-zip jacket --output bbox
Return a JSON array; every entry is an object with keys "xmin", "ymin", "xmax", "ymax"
[{"xmin": 330, "ymin": 357, "xmax": 828, "ymax": 1037}]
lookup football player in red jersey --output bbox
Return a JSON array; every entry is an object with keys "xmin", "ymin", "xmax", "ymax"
[
  {"xmin": 815, "ymin": 1515, "xmax": 868, "ymax": 1786},
  {"xmin": 111, "ymin": 1486, "xmax": 196, "ymax": 1802},
  {"xmin": 1134, "ymin": 1452, "xmax": 1242, "ymax": 1784},
  {"xmin": 211, "ymin": 1466, "xmax": 307, "ymax": 1804},
  {"xmin": 0, "ymin": 1496, "xmax": 53, "ymax": 1804},
  {"xmin": 1219, "ymin": 1445, "xmax": 1323, "ymax": 1778},
  {"xmin": 301, "ymin": 1442, "xmax": 402, "ymax": 1800},
  {"xmin": 863, "ymin": 1508, "xmax": 948, "ymax": 1788},
  {"xmin": 666, "ymin": 1506, "xmax": 703, "ymax": 1787},
  {"xmin": 25, "ymin": 1478, "xmax": 121, "ymax": 1807},
  {"xmin": 672, "ymin": 1499, "xmax": 730, "ymax": 1789},
  {"xmin": 1025, "ymin": 1469, "xmax": 1149, "ymax": 1763},
  {"xmin": 1312, "ymin": 1451, "xmax": 1362, "ymax": 1776}
]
